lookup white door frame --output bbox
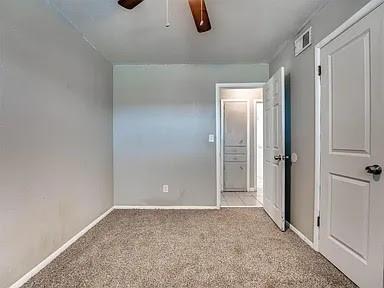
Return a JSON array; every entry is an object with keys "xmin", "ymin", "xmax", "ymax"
[
  {"xmin": 215, "ymin": 83, "xmax": 265, "ymax": 207},
  {"xmin": 313, "ymin": 0, "xmax": 384, "ymax": 251},
  {"xmin": 253, "ymin": 99, "xmax": 263, "ymax": 193}
]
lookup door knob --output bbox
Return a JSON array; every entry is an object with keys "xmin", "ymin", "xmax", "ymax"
[
  {"xmin": 274, "ymin": 155, "xmax": 282, "ymax": 161},
  {"xmin": 274, "ymin": 155, "xmax": 290, "ymax": 161},
  {"xmin": 365, "ymin": 165, "xmax": 382, "ymax": 176}
]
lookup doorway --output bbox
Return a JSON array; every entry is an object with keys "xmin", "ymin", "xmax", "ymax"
[
  {"xmin": 216, "ymin": 70, "xmax": 287, "ymax": 228},
  {"xmin": 216, "ymin": 84, "xmax": 264, "ymax": 207}
]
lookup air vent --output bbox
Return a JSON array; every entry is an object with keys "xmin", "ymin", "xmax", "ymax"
[{"xmin": 295, "ymin": 27, "xmax": 312, "ymax": 56}]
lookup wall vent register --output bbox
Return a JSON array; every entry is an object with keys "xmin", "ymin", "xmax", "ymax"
[{"xmin": 295, "ymin": 27, "xmax": 312, "ymax": 56}]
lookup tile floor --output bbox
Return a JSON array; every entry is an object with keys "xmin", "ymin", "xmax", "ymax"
[{"xmin": 221, "ymin": 191, "xmax": 263, "ymax": 207}]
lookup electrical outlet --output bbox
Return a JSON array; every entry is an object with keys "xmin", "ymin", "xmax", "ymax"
[
  {"xmin": 162, "ymin": 184, "xmax": 169, "ymax": 193},
  {"xmin": 208, "ymin": 134, "xmax": 215, "ymax": 143}
]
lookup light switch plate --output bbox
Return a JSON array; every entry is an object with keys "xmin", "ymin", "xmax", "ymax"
[
  {"xmin": 162, "ymin": 185, "xmax": 169, "ymax": 193},
  {"xmin": 208, "ymin": 134, "xmax": 215, "ymax": 143}
]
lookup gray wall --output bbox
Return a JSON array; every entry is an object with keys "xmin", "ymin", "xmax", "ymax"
[
  {"xmin": 114, "ymin": 64, "xmax": 269, "ymax": 206},
  {"xmin": 0, "ymin": 1, "xmax": 113, "ymax": 287},
  {"xmin": 270, "ymin": 0, "xmax": 370, "ymax": 241}
]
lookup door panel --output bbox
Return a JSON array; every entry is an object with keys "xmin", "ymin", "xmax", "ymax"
[
  {"xmin": 224, "ymin": 102, "xmax": 247, "ymax": 146},
  {"xmin": 263, "ymin": 67, "xmax": 286, "ymax": 231},
  {"xmin": 330, "ymin": 31, "xmax": 370, "ymax": 154},
  {"xmin": 273, "ymin": 105, "xmax": 279, "ymax": 149},
  {"xmin": 328, "ymin": 174, "xmax": 370, "ymax": 261},
  {"xmin": 319, "ymin": 4, "xmax": 384, "ymax": 287},
  {"xmin": 224, "ymin": 162, "xmax": 247, "ymax": 191}
]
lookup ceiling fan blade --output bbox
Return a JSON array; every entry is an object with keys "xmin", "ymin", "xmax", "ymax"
[
  {"xmin": 188, "ymin": 0, "xmax": 211, "ymax": 33},
  {"xmin": 118, "ymin": 0, "xmax": 144, "ymax": 9}
]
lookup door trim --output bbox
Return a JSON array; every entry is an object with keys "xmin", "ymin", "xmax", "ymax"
[
  {"xmin": 215, "ymin": 83, "xmax": 265, "ymax": 208},
  {"xmin": 253, "ymin": 99, "xmax": 263, "ymax": 194},
  {"xmin": 313, "ymin": 0, "xmax": 384, "ymax": 252}
]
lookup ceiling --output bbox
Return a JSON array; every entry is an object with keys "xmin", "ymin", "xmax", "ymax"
[{"xmin": 49, "ymin": 0, "xmax": 325, "ymax": 64}]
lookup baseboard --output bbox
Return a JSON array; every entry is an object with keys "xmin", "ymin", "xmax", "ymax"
[
  {"xmin": 9, "ymin": 207, "xmax": 114, "ymax": 288},
  {"xmin": 221, "ymin": 206, "xmax": 262, "ymax": 208},
  {"xmin": 249, "ymin": 187, "xmax": 256, "ymax": 192},
  {"xmin": 114, "ymin": 205, "xmax": 219, "ymax": 210},
  {"xmin": 287, "ymin": 222, "xmax": 314, "ymax": 249}
]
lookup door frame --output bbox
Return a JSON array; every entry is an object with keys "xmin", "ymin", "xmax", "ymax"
[
  {"xmin": 313, "ymin": 0, "xmax": 384, "ymax": 251},
  {"xmin": 215, "ymin": 83, "xmax": 265, "ymax": 207},
  {"xmin": 253, "ymin": 99, "xmax": 263, "ymax": 195},
  {"xmin": 221, "ymin": 99, "xmax": 250, "ymax": 193}
]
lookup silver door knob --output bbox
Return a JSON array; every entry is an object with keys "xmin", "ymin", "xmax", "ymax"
[{"xmin": 274, "ymin": 155, "xmax": 290, "ymax": 161}]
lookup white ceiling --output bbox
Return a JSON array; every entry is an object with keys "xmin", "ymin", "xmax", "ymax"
[{"xmin": 49, "ymin": 0, "xmax": 325, "ymax": 64}]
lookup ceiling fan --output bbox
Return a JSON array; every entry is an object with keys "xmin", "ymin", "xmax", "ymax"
[{"xmin": 117, "ymin": 0, "xmax": 211, "ymax": 33}]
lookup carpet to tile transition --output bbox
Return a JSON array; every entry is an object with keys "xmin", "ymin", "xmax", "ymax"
[{"xmin": 23, "ymin": 208, "xmax": 356, "ymax": 288}]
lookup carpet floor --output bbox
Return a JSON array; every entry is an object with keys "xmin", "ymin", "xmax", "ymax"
[{"xmin": 23, "ymin": 208, "xmax": 356, "ymax": 288}]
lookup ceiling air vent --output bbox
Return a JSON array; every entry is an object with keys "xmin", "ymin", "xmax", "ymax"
[{"xmin": 295, "ymin": 27, "xmax": 312, "ymax": 56}]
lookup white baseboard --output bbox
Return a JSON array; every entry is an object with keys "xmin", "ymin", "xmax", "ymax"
[
  {"xmin": 114, "ymin": 205, "xmax": 219, "ymax": 210},
  {"xmin": 9, "ymin": 205, "xmax": 224, "ymax": 287},
  {"xmin": 249, "ymin": 187, "xmax": 256, "ymax": 192},
  {"xmin": 221, "ymin": 206, "xmax": 262, "ymax": 208},
  {"xmin": 9, "ymin": 207, "xmax": 114, "ymax": 288},
  {"xmin": 287, "ymin": 222, "xmax": 314, "ymax": 249}
]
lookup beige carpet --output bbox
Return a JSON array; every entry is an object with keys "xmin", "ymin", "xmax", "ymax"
[{"xmin": 23, "ymin": 209, "xmax": 356, "ymax": 288}]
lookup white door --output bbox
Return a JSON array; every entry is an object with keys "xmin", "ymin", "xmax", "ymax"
[
  {"xmin": 263, "ymin": 67, "xmax": 286, "ymax": 231},
  {"xmin": 319, "ymin": 4, "xmax": 384, "ymax": 288}
]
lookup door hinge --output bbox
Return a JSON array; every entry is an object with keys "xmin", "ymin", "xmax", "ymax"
[
  {"xmin": 317, "ymin": 215, "xmax": 321, "ymax": 227},
  {"xmin": 318, "ymin": 65, "xmax": 322, "ymax": 77}
]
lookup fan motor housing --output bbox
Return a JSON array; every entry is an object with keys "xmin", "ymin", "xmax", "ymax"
[{"xmin": 118, "ymin": 0, "xmax": 144, "ymax": 10}]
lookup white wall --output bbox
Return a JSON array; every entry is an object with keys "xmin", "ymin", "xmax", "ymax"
[
  {"xmin": 270, "ymin": 0, "xmax": 370, "ymax": 241},
  {"xmin": 114, "ymin": 64, "xmax": 268, "ymax": 206},
  {"xmin": 0, "ymin": 1, "xmax": 113, "ymax": 287}
]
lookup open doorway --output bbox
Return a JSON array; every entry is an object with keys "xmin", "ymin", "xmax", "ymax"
[{"xmin": 216, "ymin": 84, "xmax": 264, "ymax": 207}]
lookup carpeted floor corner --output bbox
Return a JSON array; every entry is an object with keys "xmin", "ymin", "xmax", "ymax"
[{"xmin": 23, "ymin": 208, "xmax": 356, "ymax": 288}]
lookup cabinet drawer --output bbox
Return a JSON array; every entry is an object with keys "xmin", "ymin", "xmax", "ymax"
[
  {"xmin": 224, "ymin": 146, "xmax": 246, "ymax": 154},
  {"xmin": 224, "ymin": 154, "xmax": 247, "ymax": 162}
]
